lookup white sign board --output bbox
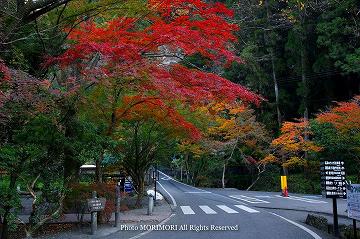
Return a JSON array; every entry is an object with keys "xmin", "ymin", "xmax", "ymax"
[{"xmin": 346, "ymin": 184, "xmax": 360, "ymax": 220}]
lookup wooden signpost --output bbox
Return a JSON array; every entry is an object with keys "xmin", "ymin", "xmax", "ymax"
[{"xmin": 87, "ymin": 191, "xmax": 106, "ymax": 235}]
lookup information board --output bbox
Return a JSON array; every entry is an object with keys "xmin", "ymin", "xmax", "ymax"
[
  {"xmin": 320, "ymin": 161, "xmax": 346, "ymax": 198},
  {"xmin": 346, "ymin": 184, "xmax": 360, "ymax": 220},
  {"xmin": 87, "ymin": 197, "xmax": 106, "ymax": 212}
]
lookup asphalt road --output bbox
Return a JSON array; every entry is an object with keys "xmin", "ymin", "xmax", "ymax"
[{"xmin": 106, "ymin": 171, "xmax": 337, "ymax": 239}]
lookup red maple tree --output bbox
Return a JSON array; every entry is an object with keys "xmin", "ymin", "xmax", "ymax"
[{"xmin": 49, "ymin": 0, "xmax": 262, "ymax": 138}]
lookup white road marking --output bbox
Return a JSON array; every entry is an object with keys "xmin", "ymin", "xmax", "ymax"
[
  {"xmin": 157, "ymin": 181, "xmax": 177, "ymax": 207},
  {"xmin": 199, "ymin": 205, "xmax": 217, "ymax": 214},
  {"xmin": 302, "ymin": 195, "xmax": 322, "ymax": 199},
  {"xmin": 129, "ymin": 214, "xmax": 176, "ymax": 239},
  {"xmin": 158, "ymin": 171, "xmax": 208, "ymax": 192},
  {"xmin": 275, "ymin": 195, "xmax": 327, "ymax": 203},
  {"xmin": 234, "ymin": 205, "xmax": 260, "ymax": 213},
  {"xmin": 158, "ymin": 171, "xmax": 248, "ymax": 205},
  {"xmin": 181, "ymin": 206, "xmax": 195, "ymax": 215},
  {"xmin": 216, "ymin": 205, "xmax": 238, "ymax": 214},
  {"xmin": 254, "ymin": 195, "xmax": 273, "ymax": 198},
  {"xmin": 184, "ymin": 191, "xmax": 212, "ymax": 194},
  {"xmin": 269, "ymin": 212, "xmax": 322, "ymax": 239},
  {"xmin": 161, "ymin": 177, "xmax": 171, "ymax": 180},
  {"xmin": 230, "ymin": 195, "xmax": 270, "ymax": 204},
  {"xmin": 289, "ymin": 195, "xmax": 327, "ymax": 203}
]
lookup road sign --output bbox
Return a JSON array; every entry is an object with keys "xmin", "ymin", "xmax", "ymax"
[
  {"xmin": 320, "ymin": 161, "xmax": 346, "ymax": 198},
  {"xmin": 87, "ymin": 197, "xmax": 106, "ymax": 212},
  {"xmin": 347, "ymin": 184, "xmax": 360, "ymax": 221},
  {"xmin": 124, "ymin": 180, "xmax": 133, "ymax": 193}
]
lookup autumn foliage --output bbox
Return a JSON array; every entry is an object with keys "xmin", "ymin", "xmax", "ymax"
[
  {"xmin": 262, "ymin": 120, "xmax": 322, "ymax": 168},
  {"xmin": 46, "ymin": 0, "xmax": 263, "ymax": 143},
  {"xmin": 316, "ymin": 95, "xmax": 360, "ymax": 133}
]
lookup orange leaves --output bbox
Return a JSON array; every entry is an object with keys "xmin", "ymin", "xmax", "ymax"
[
  {"xmin": 206, "ymin": 103, "xmax": 246, "ymax": 140},
  {"xmin": 265, "ymin": 119, "xmax": 322, "ymax": 168},
  {"xmin": 272, "ymin": 120, "xmax": 321, "ymax": 153},
  {"xmin": 259, "ymin": 154, "xmax": 277, "ymax": 165},
  {"xmin": 316, "ymin": 96, "xmax": 360, "ymax": 133}
]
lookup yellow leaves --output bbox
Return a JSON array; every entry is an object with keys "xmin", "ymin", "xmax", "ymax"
[
  {"xmin": 178, "ymin": 140, "xmax": 205, "ymax": 157},
  {"xmin": 282, "ymin": 157, "xmax": 307, "ymax": 168},
  {"xmin": 260, "ymin": 154, "xmax": 278, "ymax": 165},
  {"xmin": 205, "ymin": 103, "xmax": 249, "ymax": 140},
  {"xmin": 268, "ymin": 119, "xmax": 322, "ymax": 168}
]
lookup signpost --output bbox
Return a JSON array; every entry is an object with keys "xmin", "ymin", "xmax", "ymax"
[
  {"xmin": 346, "ymin": 184, "xmax": 360, "ymax": 239},
  {"xmin": 320, "ymin": 160, "xmax": 346, "ymax": 237},
  {"xmin": 115, "ymin": 182, "xmax": 121, "ymax": 228},
  {"xmin": 87, "ymin": 191, "xmax": 106, "ymax": 235}
]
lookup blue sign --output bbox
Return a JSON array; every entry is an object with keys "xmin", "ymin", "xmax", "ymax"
[{"xmin": 124, "ymin": 180, "xmax": 133, "ymax": 193}]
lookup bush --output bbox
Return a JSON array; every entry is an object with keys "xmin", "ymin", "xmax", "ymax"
[{"xmin": 64, "ymin": 183, "xmax": 127, "ymax": 223}]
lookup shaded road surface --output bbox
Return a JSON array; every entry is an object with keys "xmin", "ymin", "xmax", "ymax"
[{"xmin": 105, "ymin": 171, "xmax": 334, "ymax": 239}]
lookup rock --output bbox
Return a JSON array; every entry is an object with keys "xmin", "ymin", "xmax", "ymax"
[{"xmin": 305, "ymin": 214, "xmax": 328, "ymax": 231}]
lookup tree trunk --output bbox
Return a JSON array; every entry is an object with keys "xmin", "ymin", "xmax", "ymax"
[
  {"xmin": 265, "ymin": 0, "xmax": 282, "ymax": 128},
  {"xmin": 301, "ymin": 47, "xmax": 309, "ymax": 122},
  {"xmin": 180, "ymin": 165, "xmax": 183, "ymax": 182},
  {"xmin": 95, "ymin": 152, "xmax": 103, "ymax": 183},
  {"xmin": 271, "ymin": 52, "xmax": 282, "ymax": 128},
  {"xmin": 1, "ymin": 173, "xmax": 18, "ymax": 239},
  {"xmin": 222, "ymin": 159, "xmax": 227, "ymax": 189},
  {"xmin": 135, "ymin": 175, "xmax": 145, "ymax": 208},
  {"xmin": 184, "ymin": 153, "xmax": 189, "ymax": 184}
]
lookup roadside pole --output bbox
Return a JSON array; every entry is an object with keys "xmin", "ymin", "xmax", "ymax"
[
  {"xmin": 332, "ymin": 198, "xmax": 339, "ymax": 237},
  {"xmin": 115, "ymin": 182, "xmax": 121, "ymax": 228},
  {"xmin": 354, "ymin": 219, "xmax": 358, "ymax": 239},
  {"xmin": 154, "ymin": 165, "xmax": 157, "ymax": 203},
  {"xmin": 281, "ymin": 167, "xmax": 288, "ymax": 197}
]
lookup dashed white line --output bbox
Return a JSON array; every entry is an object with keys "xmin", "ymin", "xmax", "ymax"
[{"xmin": 230, "ymin": 195, "xmax": 270, "ymax": 203}]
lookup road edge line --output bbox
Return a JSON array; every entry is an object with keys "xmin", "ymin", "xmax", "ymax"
[
  {"xmin": 158, "ymin": 170, "xmax": 248, "ymax": 206},
  {"xmin": 269, "ymin": 212, "xmax": 322, "ymax": 239},
  {"xmin": 157, "ymin": 181, "xmax": 177, "ymax": 207}
]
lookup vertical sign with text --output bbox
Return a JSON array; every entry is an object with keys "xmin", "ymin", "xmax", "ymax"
[{"xmin": 320, "ymin": 161, "xmax": 346, "ymax": 198}]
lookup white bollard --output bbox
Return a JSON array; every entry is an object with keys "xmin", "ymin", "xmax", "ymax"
[{"xmin": 148, "ymin": 194, "xmax": 154, "ymax": 215}]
